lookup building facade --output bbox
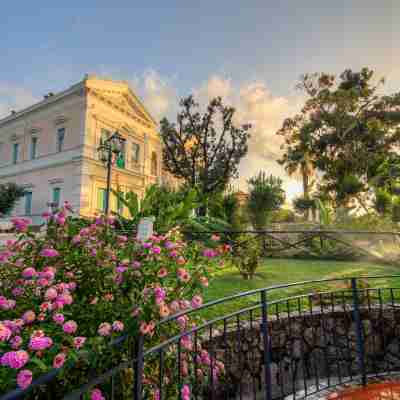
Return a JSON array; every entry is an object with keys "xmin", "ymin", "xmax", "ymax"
[{"xmin": 0, "ymin": 75, "xmax": 164, "ymax": 224}]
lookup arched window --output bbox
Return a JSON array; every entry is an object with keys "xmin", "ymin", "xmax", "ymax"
[{"xmin": 151, "ymin": 152, "xmax": 158, "ymax": 176}]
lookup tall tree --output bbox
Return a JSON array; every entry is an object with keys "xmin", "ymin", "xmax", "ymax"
[
  {"xmin": 247, "ymin": 172, "xmax": 285, "ymax": 230},
  {"xmin": 0, "ymin": 183, "xmax": 25, "ymax": 217},
  {"xmin": 160, "ymin": 96, "xmax": 251, "ymax": 214},
  {"xmin": 277, "ymin": 68, "xmax": 400, "ymax": 211}
]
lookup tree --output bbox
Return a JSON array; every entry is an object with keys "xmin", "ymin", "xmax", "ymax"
[
  {"xmin": 0, "ymin": 183, "xmax": 25, "ymax": 217},
  {"xmin": 277, "ymin": 68, "xmax": 400, "ymax": 211},
  {"xmin": 160, "ymin": 96, "xmax": 251, "ymax": 215},
  {"xmin": 247, "ymin": 172, "xmax": 285, "ymax": 230}
]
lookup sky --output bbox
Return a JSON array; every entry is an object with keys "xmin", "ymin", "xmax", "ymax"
[{"xmin": 0, "ymin": 1, "xmax": 399, "ymax": 200}]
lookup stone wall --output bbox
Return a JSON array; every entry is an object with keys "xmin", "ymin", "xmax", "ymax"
[{"xmin": 208, "ymin": 305, "xmax": 400, "ymax": 399}]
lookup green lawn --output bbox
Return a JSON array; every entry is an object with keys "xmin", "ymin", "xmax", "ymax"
[{"xmin": 201, "ymin": 258, "xmax": 400, "ymax": 319}]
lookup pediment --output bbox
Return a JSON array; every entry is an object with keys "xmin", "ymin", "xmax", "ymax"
[{"xmin": 88, "ymin": 84, "xmax": 157, "ymax": 128}]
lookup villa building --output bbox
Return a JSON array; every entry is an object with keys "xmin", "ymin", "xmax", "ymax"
[{"xmin": 0, "ymin": 75, "xmax": 169, "ymax": 224}]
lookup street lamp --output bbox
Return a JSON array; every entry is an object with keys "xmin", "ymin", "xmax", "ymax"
[{"xmin": 97, "ymin": 131, "xmax": 126, "ymax": 215}]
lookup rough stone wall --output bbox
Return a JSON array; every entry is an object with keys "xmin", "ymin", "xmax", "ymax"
[{"xmin": 208, "ymin": 305, "xmax": 400, "ymax": 399}]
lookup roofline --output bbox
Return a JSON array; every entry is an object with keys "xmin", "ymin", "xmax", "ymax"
[
  {"xmin": 125, "ymin": 86, "xmax": 158, "ymax": 127},
  {"xmin": 0, "ymin": 80, "xmax": 86, "ymax": 128}
]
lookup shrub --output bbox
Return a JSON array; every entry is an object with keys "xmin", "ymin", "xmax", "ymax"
[
  {"xmin": 0, "ymin": 204, "xmax": 226, "ymax": 398},
  {"xmin": 231, "ymin": 234, "xmax": 262, "ymax": 280}
]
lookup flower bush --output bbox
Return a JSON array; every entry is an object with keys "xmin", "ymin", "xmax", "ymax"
[{"xmin": 0, "ymin": 204, "xmax": 227, "ymax": 398}]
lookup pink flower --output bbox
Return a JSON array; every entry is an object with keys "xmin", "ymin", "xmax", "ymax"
[
  {"xmin": 73, "ymin": 336, "xmax": 86, "ymax": 349},
  {"xmin": 10, "ymin": 336, "xmax": 23, "ymax": 349},
  {"xmin": 11, "ymin": 218, "xmax": 31, "ymax": 232},
  {"xmin": 29, "ymin": 335, "xmax": 53, "ymax": 351},
  {"xmin": 154, "ymin": 287, "xmax": 166, "ymax": 305},
  {"xmin": 159, "ymin": 303, "xmax": 170, "ymax": 318},
  {"xmin": 132, "ymin": 261, "xmax": 141, "ymax": 269},
  {"xmin": 40, "ymin": 248, "xmax": 59, "ymax": 257},
  {"xmin": 142, "ymin": 242, "xmax": 152, "ymax": 249},
  {"xmin": 45, "ymin": 287, "xmax": 58, "ymax": 301},
  {"xmin": 1, "ymin": 350, "xmax": 29, "ymax": 369},
  {"xmin": 177, "ymin": 268, "xmax": 190, "ymax": 283},
  {"xmin": 199, "ymin": 276, "xmax": 209, "ymax": 287},
  {"xmin": 12, "ymin": 287, "xmax": 24, "ymax": 297},
  {"xmin": 17, "ymin": 369, "xmax": 32, "ymax": 389},
  {"xmin": 72, "ymin": 234, "xmax": 81, "ymax": 244},
  {"xmin": 151, "ymin": 246, "xmax": 161, "ymax": 255},
  {"xmin": 169, "ymin": 250, "xmax": 178, "ymax": 258},
  {"xmin": 177, "ymin": 256, "xmax": 186, "ymax": 265},
  {"xmin": 112, "ymin": 321, "xmax": 124, "ymax": 332},
  {"xmin": 191, "ymin": 295, "xmax": 203, "ymax": 309},
  {"xmin": 98, "ymin": 322, "xmax": 112, "ymax": 336},
  {"xmin": 202, "ymin": 248, "xmax": 217, "ymax": 258},
  {"xmin": 169, "ymin": 300, "xmax": 180, "ymax": 313},
  {"xmin": 157, "ymin": 268, "xmax": 168, "ymax": 278},
  {"xmin": 181, "ymin": 384, "xmax": 191, "ymax": 400},
  {"xmin": 53, "ymin": 353, "xmax": 66, "ymax": 369},
  {"xmin": 22, "ymin": 267, "xmax": 37, "ymax": 279},
  {"xmin": 211, "ymin": 234, "xmax": 220, "ymax": 241},
  {"xmin": 22, "ymin": 310, "xmax": 36, "ymax": 324},
  {"xmin": 53, "ymin": 313, "xmax": 65, "ymax": 325},
  {"xmin": 0, "ymin": 323, "xmax": 12, "ymax": 342},
  {"xmin": 91, "ymin": 388, "xmax": 105, "ymax": 400},
  {"xmin": 63, "ymin": 321, "xmax": 78, "ymax": 334}
]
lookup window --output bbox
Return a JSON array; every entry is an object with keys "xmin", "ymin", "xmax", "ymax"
[
  {"xmin": 116, "ymin": 140, "xmax": 125, "ymax": 169},
  {"xmin": 97, "ymin": 188, "xmax": 107, "ymax": 212},
  {"xmin": 151, "ymin": 152, "xmax": 158, "ymax": 175},
  {"xmin": 12, "ymin": 143, "xmax": 19, "ymax": 164},
  {"xmin": 131, "ymin": 143, "xmax": 140, "ymax": 164},
  {"xmin": 56, "ymin": 128, "xmax": 65, "ymax": 152},
  {"xmin": 31, "ymin": 137, "xmax": 38, "ymax": 160},
  {"xmin": 24, "ymin": 192, "xmax": 32, "ymax": 216},
  {"xmin": 52, "ymin": 188, "xmax": 61, "ymax": 209}
]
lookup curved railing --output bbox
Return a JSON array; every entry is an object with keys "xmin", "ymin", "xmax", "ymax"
[{"xmin": 3, "ymin": 275, "xmax": 400, "ymax": 399}]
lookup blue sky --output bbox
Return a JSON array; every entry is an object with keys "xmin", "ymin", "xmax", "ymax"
[{"xmin": 0, "ymin": 1, "xmax": 398, "ymax": 198}]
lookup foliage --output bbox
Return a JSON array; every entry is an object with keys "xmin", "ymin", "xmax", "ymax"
[
  {"xmin": 293, "ymin": 197, "xmax": 316, "ymax": 215},
  {"xmin": 374, "ymin": 189, "xmax": 392, "ymax": 215},
  {"xmin": 247, "ymin": 172, "xmax": 285, "ymax": 230},
  {"xmin": 230, "ymin": 235, "xmax": 262, "ymax": 280},
  {"xmin": 0, "ymin": 206, "xmax": 226, "ymax": 398},
  {"xmin": 113, "ymin": 184, "xmax": 198, "ymax": 232},
  {"xmin": 270, "ymin": 208, "xmax": 296, "ymax": 223},
  {"xmin": 0, "ymin": 183, "xmax": 26, "ymax": 217},
  {"xmin": 277, "ymin": 68, "xmax": 400, "ymax": 210},
  {"xmin": 160, "ymin": 96, "xmax": 251, "ymax": 214}
]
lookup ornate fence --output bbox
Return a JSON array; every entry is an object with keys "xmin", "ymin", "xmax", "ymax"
[{"xmin": 3, "ymin": 275, "xmax": 400, "ymax": 399}]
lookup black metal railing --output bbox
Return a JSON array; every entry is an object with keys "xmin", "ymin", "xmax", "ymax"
[{"xmin": 3, "ymin": 275, "xmax": 400, "ymax": 399}]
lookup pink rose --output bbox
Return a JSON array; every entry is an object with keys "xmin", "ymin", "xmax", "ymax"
[
  {"xmin": 112, "ymin": 321, "xmax": 124, "ymax": 332},
  {"xmin": 53, "ymin": 353, "xmax": 66, "ymax": 369},
  {"xmin": 53, "ymin": 313, "xmax": 65, "ymax": 325},
  {"xmin": 17, "ymin": 369, "xmax": 32, "ymax": 389},
  {"xmin": 63, "ymin": 321, "xmax": 78, "ymax": 334},
  {"xmin": 91, "ymin": 388, "xmax": 105, "ymax": 400},
  {"xmin": 98, "ymin": 322, "xmax": 112, "ymax": 337},
  {"xmin": 73, "ymin": 336, "xmax": 86, "ymax": 349}
]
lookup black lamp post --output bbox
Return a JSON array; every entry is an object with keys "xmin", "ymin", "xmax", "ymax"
[{"xmin": 97, "ymin": 131, "xmax": 126, "ymax": 215}]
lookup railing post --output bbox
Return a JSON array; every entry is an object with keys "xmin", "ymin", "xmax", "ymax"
[
  {"xmin": 351, "ymin": 278, "xmax": 367, "ymax": 386},
  {"xmin": 261, "ymin": 289, "xmax": 273, "ymax": 400},
  {"xmin": 133, "ymin": 334, "xmax": 144, "ymax": 400}
]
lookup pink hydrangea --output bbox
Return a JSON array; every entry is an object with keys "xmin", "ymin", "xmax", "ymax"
[
  {"xmin": 112, "ymin": 321, "xmax": 124, "ymax": 332},
  {"xmin": 29, "ymin": 335, "xmax": 53, "ymax": 351},
  {"xmin": 98, "ymin": 322, "xmax": 112, "ymax": 336},
  {"xmin": 1, "ymin": 350, "xmax": 29, "ymax": 369},
  {"xmin": 17, "ymin": 369, "xmax": 32, "ymax": 389},
  {"xmin": 0, "ymin": 323, "xmax": 12, "ymax": 342},
  {"xmin": 40, "ymin": 248, "xmax": 59, "ymax": 257},
  {"xmin": 53, "ymin": 353, "xmax": 66, "ymax": 369},
  {"xmin": 52, "ymin": 313, "xmax": 65, "ymax": 325},
  {"xmin": 73, "ymin": 336, "xmax": 86, "ymax": 349},
  {"xmin": 91, "ymin": 388, "xmax": 105, "ymax": 400},
  {"xmin": 63, "ymin": 321, "xmax": 78, "ymax": 334}
]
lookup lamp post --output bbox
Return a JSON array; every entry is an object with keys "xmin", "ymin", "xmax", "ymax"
[{"xmin": 97, "ymin": 131, "xmax": 126, "ymax": 216}]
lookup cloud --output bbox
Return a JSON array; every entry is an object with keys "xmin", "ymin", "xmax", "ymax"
[
  {"xmin": 192, "ymin": 75, "xmax": 303, "ymax": 200},
  {"xmin": 0, "ymin": 83, "xmax": 38, "ymax": 119},
  {"xmin": 129, "ymin": 69, "xmax": 177, "ymax": 122}
]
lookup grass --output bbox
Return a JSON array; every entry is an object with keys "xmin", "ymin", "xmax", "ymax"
[{"xmin": 200, "ymin": 258, "xmax": 400, "ymax": 319}]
